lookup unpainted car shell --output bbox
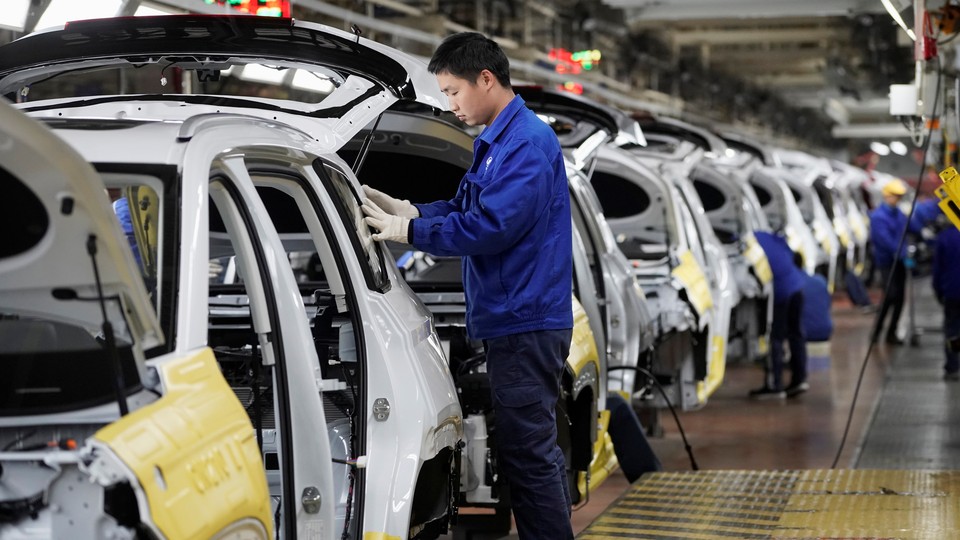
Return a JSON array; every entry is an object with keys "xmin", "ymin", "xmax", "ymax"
[
  {"xmin": 38, "ymin": 111, "xmax": 462, "ymax": 540},
  {"xmin": 629, "ymin": 118, "xmax": 769, "ymax": 366},
  {"xmin": 0, "ymin": 101, "xmax": 273, "ymax": 540},
  {"xmin": 622, "ymin": 140, "xmax": 736, "ymax": 402},
  {"xmin": 719, "ymin": 133, "xmax": 821, "ymax": 278},
  {"xmin": 592, "ymin": 143, "xmax": 717, "ymax": 410},
  {"xmin": 773, "ymin": 149, "xmax": 843, "ymax": 291},
  {"xmin": 0, "ymin": 14, "xmax": 466, "ymax": 539},
  {"xmin": 831, "ymin": 160, "xmax": 873, "ymax": 276},
  {"xmin": 568, "ymin": 165, "xmax": 657, "ymax": 399},
  {"xmin": 691, "ymin": 150, "xmax": 774, "ymax": 363}
]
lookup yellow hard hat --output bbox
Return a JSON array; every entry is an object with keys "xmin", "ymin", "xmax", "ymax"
[{"xmin": 882, "ymin": 179, "xmax": 907, "ymax": 196}]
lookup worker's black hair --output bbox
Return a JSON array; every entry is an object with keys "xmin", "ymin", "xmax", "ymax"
[{"xmin": 428, "ymin": 32, "xmax": 511, "ymax": 88}]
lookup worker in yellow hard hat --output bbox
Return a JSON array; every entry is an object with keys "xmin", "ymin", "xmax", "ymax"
[{"xmin": 870, "ymin": 178, "xmax": 909, "ymax": 345}]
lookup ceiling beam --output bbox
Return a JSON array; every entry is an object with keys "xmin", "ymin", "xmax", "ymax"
[
  {"xmin": 669, "ymin": 26, "xmax": 847, "ymax": 47},
  {"xmin": 607, "ymin": 0, "xmax": 885, "ymax": 19},
  {"xmin": 703, "ymin": 47, "xmax": 847, "ymax": 65},
  {"xmin": 748, "ymin": 73, "xmax": 827, "ymax": 87},
  {"xmin": 831, "ymin": 123, "xmax": 911, "ymax": 138},
  {"xmin": 629, "ymin": 15, "xmax": 852, "ymax": 29}
]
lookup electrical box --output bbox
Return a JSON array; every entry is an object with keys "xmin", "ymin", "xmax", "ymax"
[{"xmin": 890, "ymin": 84, "xmax": 919, "ymax": 116}]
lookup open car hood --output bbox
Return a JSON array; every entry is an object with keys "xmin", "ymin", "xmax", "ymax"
[
  {"xmin": 0, "ymin": 99, "xmax": 163, "ymax": 350},
  {"xmin": 0, "ymin": 15, "xmax": 447, "ymax": 146}
]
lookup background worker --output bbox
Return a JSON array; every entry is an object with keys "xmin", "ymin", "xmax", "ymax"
[
  {"xmin": 870, "ymin": 179, "xmax": 909, "ymax": 345},
  {"xmin": 361, "ymin": 32, "xmax": 575, "ymax": 539},
  {"xmin": 933, "ymin": 218, "xmax": 960, "ymax": 380},
  {"xmin": 752, "ymin": 230, "xmax": 810, "ymax": 399}
]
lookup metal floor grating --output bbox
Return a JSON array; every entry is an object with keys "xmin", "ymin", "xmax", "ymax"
[
  {"xmin": 578, "ymin": 469, "xmax": 960, "ymax": 539},
  {"xmin": 855, "ymin": 277, "xmax": 960, "ymax": 470}
]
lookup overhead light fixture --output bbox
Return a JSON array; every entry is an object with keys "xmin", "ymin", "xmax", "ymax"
[
  {"xmin": 0, "ymin": 0, "xmax": 29, "ymax": 32},
  {"xmin": 881, "ymin": 0, "xmax": 916, "ymax": 41},
  {"xmin": 870, "ymin": 141, "xmax": 891, "ymax": 156},
  {"xmin": 889, "ymin": 141, "xmax": 909, "ymax": 155}
]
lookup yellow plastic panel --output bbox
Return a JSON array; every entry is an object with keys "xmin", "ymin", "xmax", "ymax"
[
  {"xmin": 696, "ymin": 335, "xmax": 726, "ymax": 402},
  {"xmin": 937, "ymin": 167, "xmax": 960, "ymax": 232},
  {"xmin": 124, "ymin": 186, "xmax": 160, "ymax": 279},
  {"xmin": 834, "ymin": 218, "xmax": 850, "ymax": 249},
  {"xmin": 671, "ymin": 250, "xmax": 713, "ymax": 317},
  {"xmin": 579, "ymin": 409, "xmax": 618, "ymax": 499},
  {"xmin": 95, "ymin": 348, "xmax": 272, "ymax": 539},
  {"xmin": 850, "ymin": 214, "xmax": 867, "ymax": 243},
  {"xmin": 566, "ymin": 296, "xmax": 600, "ymax": 376},
  {"xmin": 814, "ymin": 224, "xmax": 832, "ymax": 256},
  {"xmin": 784, "ymin": 228, "xmax": 807, "ymax": 269},
  {"xmin": 743, "ymin": 236, "xmax": 772, "ymax": 285},
  {"xmin": 363, "ymin": 534, "xmax": 401, "ymax": 540}
]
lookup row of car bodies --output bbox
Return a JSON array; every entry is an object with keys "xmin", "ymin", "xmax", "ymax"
[
  {"xmin": 0, "ymin": 14, "xmax": 656, "ymax": 539},
  {"xmin": 0, "ymin": 13, "xmax": 880, "ymax": 540},
  {"xmin": 0, "ymin": 15, "xmax": 465, "ymax": 540}
]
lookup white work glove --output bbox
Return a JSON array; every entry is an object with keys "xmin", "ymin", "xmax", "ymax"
[
  {"xmin": 362, "ymin": 185, "xmax": 419, "ymax": 219},
  {"xmin": 362, "ymin": 199, "xmax": 411, "ymax": 244},
  {"xmin": 208, "ymin": 259, "xmax": 224, "ymax": 281}
]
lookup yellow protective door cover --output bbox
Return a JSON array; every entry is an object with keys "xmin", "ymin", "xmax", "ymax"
[{"xmin": 94, "ymin": 348, "xmax": 272, "ymax": 539}]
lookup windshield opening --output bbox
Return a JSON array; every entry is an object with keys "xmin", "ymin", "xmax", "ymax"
[{"xmin": 99, "ymin": 167, "xmax": 179, "ymax": 356}]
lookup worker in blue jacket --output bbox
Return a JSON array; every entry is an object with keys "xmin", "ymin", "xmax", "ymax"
[
  {"xmin": 869, "ymin": 179, "xmax": 909, "ymax": 345},
  {"xmin": 361, "ymin": 33, "xmax": 574, "ymax": 539},
  {"xmin": 752, "ymin": 230, "xmax": 810, "ymax": 399},
  {"xmin": 933, "ymin": 221, "xmax": 960, "ymax": 380}
]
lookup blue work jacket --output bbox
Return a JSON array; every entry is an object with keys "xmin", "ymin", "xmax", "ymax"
[
  {"xmin": 411, "ymin": 95, "xmax": 573, "ymax": 340},
  {"xmin": 754, "ymin": 231, "xmax": 806, "ymax": 304},
  {"xmin": 934, "ymin": 226, "xmax": 960, "ymax": 301},
  {"xmin": 870, "ymin": 203, "xmax": 908, "ymax": 269}
]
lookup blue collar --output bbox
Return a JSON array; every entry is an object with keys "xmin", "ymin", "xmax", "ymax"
[{"xmin": 478, "ymin": 95, "xmax": 526, "ymax": 145}]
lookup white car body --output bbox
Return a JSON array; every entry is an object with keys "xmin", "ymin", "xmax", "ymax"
[
  {"xmin": 719, "ymin": 133, "xmax": 821, "ymax": 279},
  {"xmin": 631, "ymin": 142, "xmax": 736, "ymax": 402},
  {"xmin": 1, "ymin": 15, "xmax": 463, "ymax": 540},
  {"xmin": 772, "ymin": 149, "xmax": 842, "ymax": 291},
  {"xmin": 592, "ymin": 143, "xmax": 720, "ymax": 410},
  {"xmin": 831, "ymin": 161, "xmax": 872, "ymax": 276},
  {"xmin": 632, "ymin": 118, "xmax": 768, "ymax": 365},
  {"xmin": 695, "ymin": 150, "xmax": 774, "ymax": 363}
]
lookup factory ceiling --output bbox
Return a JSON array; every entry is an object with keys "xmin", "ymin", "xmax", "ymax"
[
  {"xmin": 0, "ymin": 0, "xmax": 933, "ymax": 149},
  {"xmin": 601, "ymin": 0, "xmax": 926, "ymax": 146}
]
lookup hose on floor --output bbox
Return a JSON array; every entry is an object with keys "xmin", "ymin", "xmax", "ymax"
[{"xmin": 607, "ymin": 365, "xmax": 699, "ymax": 471}]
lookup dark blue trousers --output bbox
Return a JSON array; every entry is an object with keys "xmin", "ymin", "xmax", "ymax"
[
  {"xmin": 767, "ymin": 291, "xmax": 807, "ymax": 391},
  {"xmin": 877, "ymin": 261, "xmax": 906, "ymax": 341},
  {"xmin": 484, "ymin": 329, "xmax": 573, "ymax": 540},
  {"xmin": 944, "ymin": 299, "xmax": 960, "ymax": 374}
]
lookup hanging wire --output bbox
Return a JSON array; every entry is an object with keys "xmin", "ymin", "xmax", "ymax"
[{"xmin": 831, "ymin": 55, "xmax": 944, "ymax": 470}]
